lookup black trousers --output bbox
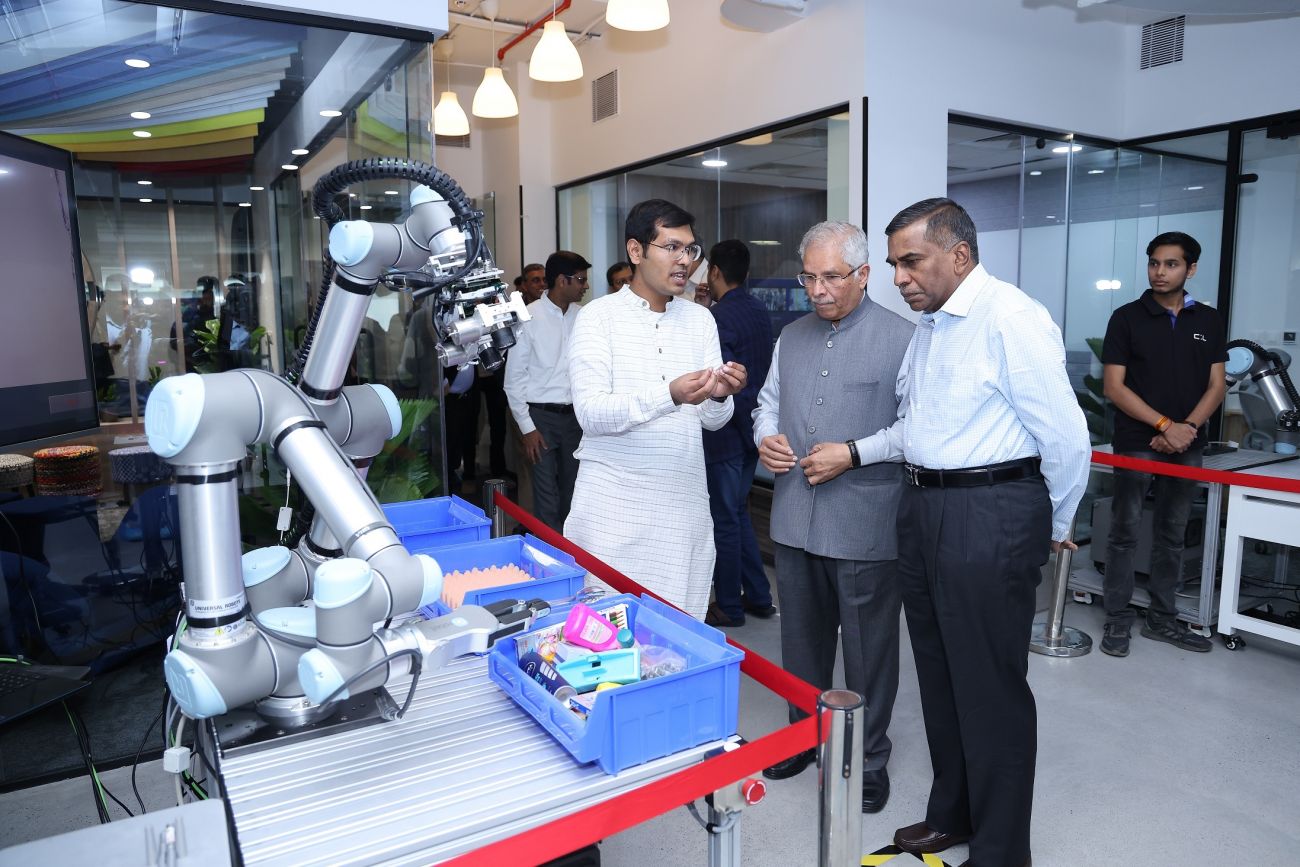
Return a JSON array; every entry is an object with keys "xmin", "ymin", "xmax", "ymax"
[
  {"xmin": 477, "ymin": 372, "xmax": 509, "ymax": 474},
  {"xmin": 898, "ymin": 476, "xmax": 1051, "ymax": 867}
]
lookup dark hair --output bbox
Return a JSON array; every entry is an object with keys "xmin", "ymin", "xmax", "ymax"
[
  {"xmin": 1146, "ymin": 231, "xmax": 1201, "ymax": 266},
  {"xmin": 606, "ymin": 261, "xmax": 632, "ymax": 286},
  {"xmin": 513, "ymin": 275, "xmax": 523, "ymax": 287},
  {"xmin": 523, "ymin": 262, "xmax": 545, "ymax": 277},
  {"xmin": 545, "ymin": 251, "xmax": 593, "ymax": 289},
  {"xmin": 708, "ymin": 240, "xmax": 750, "ymax": 287},
  {"xmin": 625, "ymin": 199, "xmax": 695, "ymax": 249},
  {"xmin": 884, "ymin": 197, "xmax": 980, "ymax": 264}
]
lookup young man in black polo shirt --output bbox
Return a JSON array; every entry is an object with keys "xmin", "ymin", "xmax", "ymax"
[{"xmin": 1100, "ymin": 231, "xmax": 1227, "ymax": 656}]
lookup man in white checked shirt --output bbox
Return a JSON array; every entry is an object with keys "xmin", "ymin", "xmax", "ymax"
[
  {"xmin": 564, "ymin": 200, "xmax": 748, "ymax": 618},
  {"xmin": 852, "ymin": 199, "xmax": 1090, "ymax": 867}
]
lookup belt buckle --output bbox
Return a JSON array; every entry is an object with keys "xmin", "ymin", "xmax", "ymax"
[{"xmin": 905, "ymin": 464, "xmax": 920, "ymax": 487}]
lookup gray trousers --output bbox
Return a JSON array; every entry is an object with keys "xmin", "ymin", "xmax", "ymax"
[
  {"xmin": 774, "ymin": 543, "xmax": 900, "ymax": 770},
  {"xmin": 530, "ymin": 407, "xmax": 583, "ymax": 532}
]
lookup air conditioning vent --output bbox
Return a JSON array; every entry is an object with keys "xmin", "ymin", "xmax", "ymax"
[
  {"xmin": 1140, "ymin": 15, "xmax": 1184, "ymax": 69},
  {"xmin": 592, "ymin": 69, "xmax": 618, "ymax": 123}
]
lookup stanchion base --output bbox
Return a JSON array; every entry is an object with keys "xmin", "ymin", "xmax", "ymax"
[{"xmin": 1028, "ymin": 622, "xmax": 1092, "ymax": 658}]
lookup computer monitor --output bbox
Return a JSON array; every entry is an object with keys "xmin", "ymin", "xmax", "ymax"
[{"xmin": 0, "ymin": 130, "xmax": 99, "ymax": 447}]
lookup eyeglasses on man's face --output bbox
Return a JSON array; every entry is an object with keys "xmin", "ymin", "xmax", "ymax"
[
  {"xmin": 796, "ymin": 265, "xmax": 864, "ymax": 289},
  {"xmin": 646, "ymin": 240, "xmax": 704, "ymax": 262},
  {"xmin": 565, "ymin": 274, "xmax": 588, "ymax": 285}
]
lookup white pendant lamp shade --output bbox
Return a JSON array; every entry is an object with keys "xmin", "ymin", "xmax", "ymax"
[
  {"xmin": 606, "ymin": 0, "xmax": 670, "ymax": 31},
  {"xmin": 529, "ymin": 20, "xmax": 583, "ymax": 82},
  {"xmin": 433, "ymin": 91, "xmax": 470, "ymax": 136},
  {"xmin": 473, "ymin": 67, "xmax": 519, "ymax": 118}
]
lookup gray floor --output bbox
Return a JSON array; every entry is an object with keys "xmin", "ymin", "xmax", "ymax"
[{"xmin": 3, "ymin": 565, "xmax": 1299, "ymax": 865}]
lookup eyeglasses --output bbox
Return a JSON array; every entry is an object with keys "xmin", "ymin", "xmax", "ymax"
[
  {"xmin": 646, "ymin": 240, "xmax": 704, "ymax": 262},
  {"xmin": 796, "ymin": 265, "xmax": 864, "ymax": 288},
  {"xmin": 566, "ymin": 274, "xmax": 588, "ymax": 285}
]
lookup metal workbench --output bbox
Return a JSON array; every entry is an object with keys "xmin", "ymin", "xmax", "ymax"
[{"xmin": 209, "ymin": 654, "xmax": 729, "ymax": 866}]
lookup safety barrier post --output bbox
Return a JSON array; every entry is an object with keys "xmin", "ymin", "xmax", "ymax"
[
  {"xmin": 1029, "ymin": 517, "xmax": 1092, "ymax": 657},
  {"xmin": 482, "ymin": 478, "xmax": 509, "ymax": 537},
  {"xmin": 818, "ymin": 689, "xmax": 864, "ymax": 867}
]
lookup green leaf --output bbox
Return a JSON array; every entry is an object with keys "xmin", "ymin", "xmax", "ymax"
[
  {"xmin": 1085, "ymin": 337, "xmax": 1104, "ymax": 361},
  {"xmin": 1083, "ymin": 373, "xmax": 1105, "ymax": 399}
]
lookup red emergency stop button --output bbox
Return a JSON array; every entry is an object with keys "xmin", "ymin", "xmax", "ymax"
[{"xmin": 742, "ymin": 778, "xmax": 766, "ymax": 805}]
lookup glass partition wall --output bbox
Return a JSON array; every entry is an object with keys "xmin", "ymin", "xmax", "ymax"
[{"xmin": 0, "ymin": 1, "xmax": 443, "ymax": 786}]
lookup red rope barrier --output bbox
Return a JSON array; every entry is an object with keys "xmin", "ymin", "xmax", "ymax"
[
  {"xmin": 1090, "ymin": 450, "xmax": 1300, "ymax": 495},
  {"xmin": 438, "ymin": 494, "xmax": 826, "ymax": 866}
]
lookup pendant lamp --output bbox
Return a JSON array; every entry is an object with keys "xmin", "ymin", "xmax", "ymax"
[
  {"xmin": 433, "ymin": 91, "xmax": 470, "ymax": 136},
  {"xmin": 529, "ymin": 20, "xmax": 583, "ymax": 82},
  {"xmin": 473, "ymin": 9, "xmax": 519, "ymax": 118},
  {"xmin": 606, "ymin": 0, "xmax": 670, "ymax": 31}
]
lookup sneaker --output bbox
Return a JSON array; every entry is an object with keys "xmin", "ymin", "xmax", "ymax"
[
  {"xmin": 1100, "ymin": 621, "xmax": 1131, "ymax": 657},
  {"xmin": 1140, "ymin": 620, "xmax": 1212, "ymax": 652}
]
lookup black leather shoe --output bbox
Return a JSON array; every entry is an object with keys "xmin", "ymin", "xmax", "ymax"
[
  {"xmin": 762, "ymin": 749, "xmax": 814, "ymax": 780},
  {"xmin": 894, "ymin": 820, "xmax": 971, "ymax": 854},
  {"xmin": 743, "ymin": 601, "xmax": 778, "ymax": 618},
  {"xmin": 705, "ymin": 603, "xmax": 744, "ymax": 628},
  {"xmin": 861, "ymin": 767, "xmax": 890, "ymax": 813}
]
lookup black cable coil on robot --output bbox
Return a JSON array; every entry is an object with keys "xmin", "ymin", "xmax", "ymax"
[
  {"xmin": 286, "ymin": 158, "xmax": 486, "ymax": 384},
  {"xmin": 1225, "ymin": 338, "xmax": 1300, "ymax": 409}
]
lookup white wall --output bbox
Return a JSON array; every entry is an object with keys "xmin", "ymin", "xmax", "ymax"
[
  {"xmin": 1232, "ymin": 154, "xmax": 1300, "ymax": 346},
  {"xmin": 1120, "ymin": 15, "xmax": 1300, "ymax": 140}
]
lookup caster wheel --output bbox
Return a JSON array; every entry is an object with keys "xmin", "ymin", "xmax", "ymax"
[{"xmin": 1222, "ymin": 634, "xmax": 1244, "ymax": 651}]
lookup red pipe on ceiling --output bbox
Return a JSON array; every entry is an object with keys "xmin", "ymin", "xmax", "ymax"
[{"xmin": 496, "ymin": 0, "xmax": 572, "ymax": 63}]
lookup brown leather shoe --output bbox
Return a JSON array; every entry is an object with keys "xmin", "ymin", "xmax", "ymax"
[{"xmin": 893, "ymin": 820, "xmax": 971, "ymax": 854}]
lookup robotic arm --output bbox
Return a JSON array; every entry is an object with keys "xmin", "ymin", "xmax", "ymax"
[{"xmin": 1225, "ymin": 339, "xmax": 1299, "ymax": 454}]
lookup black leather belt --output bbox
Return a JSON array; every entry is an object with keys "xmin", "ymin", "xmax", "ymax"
[
  {"xmin": 529, "ymin": 402, "xmax": 574, "ymax": 414},
  {"xmin": 904, "ymin": 457, "xmax": 1041, "ymax": 488}
]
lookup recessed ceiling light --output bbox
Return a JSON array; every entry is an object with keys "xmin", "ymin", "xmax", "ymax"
[
  {"xmin": 702, "ymin": 158, "xmax": 727, "ymax": 168},
  {"xmin": 130, "ymin": 111, "xmax": 152, "ymax": 120},
  {"xmin": 1088, "ymin": 169, "xmax": 1105, "ymax": 174},
  {"xmin": 1052, "ymin": 145, "xmax": 1083, "ymax": 153},
  {"xmin": 1140, "ymin": 203, "xmax": 1156, "ymax": 208},
  {"xmin": 1029, "ymin": 170, "xmax": 1043, "ymax": 176},
  {"xmin": 1045, "ymin": 214, "xmax": 1056, "ymax": 219},
  {"xmin": 291, "ymin": 148, "xmax": 309, "ymax": 156},
  {"xmin": 750, "ymin": 240, "xmax": 780, "ymax": 246},
  {"xmin": 0, "ymin": 169, "xmax": 9, "ymax": 175},
  {"xmin": 238, "ymin": 202, "xmax": 252, "ymax": 207},
  {"xmin": 250, "ymin": 185, "xmax": 264, "ymax": 191},
  {"xmin": 359, "ymin": 205, "xmax": 373, "ymax": 210},
  {"xmin": 137, "ymin": 180, "xmax": 152, "ymax": 186},
  {"xmin": 348, "ymin": 193, "xmax": 357, "ymax": 198},
  {"xmin": 281, "ymin": 164, "xmax": 298, "ymax": 171},
  {"xmin": 319, "ymin": 109, "xmax": 343, "ymax": 118},
  {"xmin": 384, "ymin": 190, "xmax": 399, "ymax": 196},
  {"xmin": 1185, "ymin": 185, "xmax": 1204, "ymax": 191},
  {"xmin": 124, "ymin": 58, "xmax": 150, "ymax": 69},
  {"xmin": 133, "ymin": 130, "xmax": 152, "ymax": 138},
  {"xmin": 138, "ymin": 198, "xmax": 153, "ymax": 203}
]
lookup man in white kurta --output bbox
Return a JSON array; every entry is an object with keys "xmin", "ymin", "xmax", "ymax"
[{"xmin": 564, "ymin": 200, "xmax": 748, "ymax": 619}]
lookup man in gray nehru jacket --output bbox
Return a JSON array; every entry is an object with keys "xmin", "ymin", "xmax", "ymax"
[{"xmin": 752, "ymin": 220, "xmax": 913, "ymax": 814}]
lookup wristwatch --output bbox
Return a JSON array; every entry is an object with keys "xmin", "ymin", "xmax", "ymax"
[{"xmin": 845, "ymin": 439, "xmax": 861, "ymax": 468}]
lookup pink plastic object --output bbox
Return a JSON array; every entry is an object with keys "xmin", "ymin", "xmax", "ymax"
[{"xmin": 562, "ymin": 603, "xmax": 621, "ymax": 652}]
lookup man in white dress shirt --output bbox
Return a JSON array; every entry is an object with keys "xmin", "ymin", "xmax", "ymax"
[
  {"xmin": 564, "ymin": 199, "xmax": 748, "ymax": 618},
  {"xmin": 853, "ymin": 198, "xmax": 1090, "ymax": 867},
  {"xmin": 503, "ymin": 250, "xmax": 591, "ymax": 531}
]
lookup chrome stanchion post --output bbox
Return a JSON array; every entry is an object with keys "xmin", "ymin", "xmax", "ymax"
[
  {"xmin": 817, "ymin": 689, "xmax": 864, "ymax": 867},
  {"xmin": 482, "ymin": 479, "xmax": 508, "ymax": 537},
  {"xmin": 1029, "ymin": 516, "xmax": 1092, "ymax": 657}
]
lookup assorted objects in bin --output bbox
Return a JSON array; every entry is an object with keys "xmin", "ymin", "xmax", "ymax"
[
  {"xmin": 415, "ymin": 534, "xmax": 588, "ymax": 619},
  {"xmin": 489, "ymin": 593, "xmax": 743, "ymax": 774}
]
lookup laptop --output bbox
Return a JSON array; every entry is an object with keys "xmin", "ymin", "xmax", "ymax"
[{"xmin": 0, "ymin": 662, "xmax": 91, "ymax": 725}]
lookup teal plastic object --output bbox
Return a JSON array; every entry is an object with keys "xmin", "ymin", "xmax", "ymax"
[
  {"xmin": 556, "ymin": 648, "xmax": 641, "ymax": 692},
  {"xmin": 488, "ymin": 594, "xmax": 744, "ymax": 774},
  {"xmin": 416, "ymin": 534, "xmax": 587, "ymax": 620},
  {"xmin": 382, "ymin": 495, "xmax": 491, "ymax": 552}
]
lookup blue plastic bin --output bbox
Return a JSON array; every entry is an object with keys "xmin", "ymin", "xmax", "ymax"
[
  {"xmin": 417, "ymin": 534, "xmax": 588, "ymax": 619},
  {"xmin": 382, "ymin": 495, "xmax": 490, "ymax": 552},
  {"xmin": 488, "ymin": 593, "xmax": 743, "ymax": 774}
]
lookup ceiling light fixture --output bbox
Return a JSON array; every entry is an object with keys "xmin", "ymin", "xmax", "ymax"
[
  {"xmin": 124, "ymin": 58, "xmax": 150, "ymax": 69},
  {"xmin": 474, "ymin": 7, "xmax": 519, "ymax": 119},
  {"xmin": 137, "ymin": 180, "xmax": 152, "ymax": 186},
  {"xmin": 1029, "ymin": 170, "xmax": 1043, "ymax": 176},
  {"xmin": 702, "ymin": 158, "xmax": 727, "ymax": 168},
  {"xmin": 133, "ymin": 130, "xmax": 152, "ymax": 138},
  {"xmin": 750, "ymin": 240, "xmax": 780, "ymax": 246},
  {"xmin": 1186, "ymin": 185, "xmax": 1204, "ymax": 191},
  {"xmin": 138, "ymin": 198, "xmax": 153, "ymax": 203},
  {"xmin": 433, "ymin": 39, "xmax": 471, "ymax": 136},
  {"xmin": 1052, "ymin": 145, "xmax": 1083, "ymax": 153},
  {"xmin": 130, "ymin": 111, "xmax": 152, "ymax": 120},
  {"xmin": 606, "ymin": 0, "xmax": 670, "ymax": 31},
  {"xmin": 530, "ymin": 3, "xmax": 583, "ymax": 83},
  {"xmin": 250, "ymin": 186, "xmax": 264, "ymax": 191},
  {"xmin": 238, "ymin": 202, "xmax": 252, "ymax": 208},
  {"xmin": 384, "ymin": 190, "xmax": 399, "ymax": 196},
  {"xmin": 319, "ymin": 109, "xmax": 342, "ymax": 118},
  {"xmin": 1088, "ymin": 169, "xmax": 1105, "ymax": 174},
  {"xmin": 359, "ymin": 205, "xmax": 373, "ymax": 211},
  {"xmin": 281, "ymin": 164, "xmax": 299, "ymax": 171},
  {"xmin": 291, "ymin": 148, "xmax": 309, "ymax": 156}
]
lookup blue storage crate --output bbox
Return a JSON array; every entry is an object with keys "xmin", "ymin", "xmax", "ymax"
[
  {"xmin": 488, "ymin": 593, "xmax": 743, "ymax": 774},
  {"xmin": 382, "ymin": 495, "xmax": 490, "ymax": 552},
  {"xmin": 417, "ymin": 534, "xmax": 588, "ymax": 619}
]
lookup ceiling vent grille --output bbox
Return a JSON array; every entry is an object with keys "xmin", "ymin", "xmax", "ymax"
[
  {"xmin": 592, "ymin": 69, "xmax": 618, "ymax": 123},
  {"xmin": 1140, "ymin": 15, "xmax": 1185, "ymax": 69}
]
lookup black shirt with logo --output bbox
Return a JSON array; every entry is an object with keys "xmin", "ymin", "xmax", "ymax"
[{"xmin": 1101, "ymin": 289, "xmax": 1227, "ymax": 453}]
